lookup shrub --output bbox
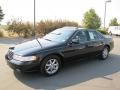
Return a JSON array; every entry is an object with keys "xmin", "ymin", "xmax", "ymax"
[
  {"xmin": 6, "ymin": 19, "xmax": 79, "ymax": 37},
  {"xmin": 36, "ymin": 20, "xmax": 79, "ymax": 35},
  {"xmin": 97, "ymin": 29, "xmax": 109, "ymax": 35},
  {"xmin": 7, "ymin": 19, "xmax": 35, "ymax": 38},
  {"xmin": 0, "ymin": 30, "xmax": 4, "ymax": 37}
]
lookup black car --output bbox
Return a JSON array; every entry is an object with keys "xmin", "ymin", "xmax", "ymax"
[{"xmin": 5, "ymin": 27, "xmax": 114, "ymax": 76}]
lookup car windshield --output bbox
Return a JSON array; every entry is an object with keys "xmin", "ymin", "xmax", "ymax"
[{"xmin": 42, "ymin": 28, "xmax": 75, "ymax": 43}]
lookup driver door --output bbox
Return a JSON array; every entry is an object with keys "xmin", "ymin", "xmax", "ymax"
[{"xmin": 62, "ymin": 30, "xmax": 89, "ymax": 58}]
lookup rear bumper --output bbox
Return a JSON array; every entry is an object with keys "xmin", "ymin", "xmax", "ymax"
[{"xmin": 110, "ymin": 40, "xmax": 114, "ymax": 51}]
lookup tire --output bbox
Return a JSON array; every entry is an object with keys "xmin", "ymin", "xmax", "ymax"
[
  {"xmin": 40, "ymin": 55, "xmax": 61, "ymax": 76},
  {"xmin": 99, "ymin": 46, "xmax": 109, "ymax": 60}
]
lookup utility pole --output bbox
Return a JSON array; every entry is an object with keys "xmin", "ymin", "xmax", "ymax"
[
  {"xmin": 103, "ymin": 0, "xmax": 111, "ymax": 29},
  {"xmin": 34, "ymin": 0, "xmax": 36, "ymax": 36}
]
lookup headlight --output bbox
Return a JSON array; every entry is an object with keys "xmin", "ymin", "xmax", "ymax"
[{"xmin": 13, "ymin": 54, "xmax": 37, "ymax": 61}]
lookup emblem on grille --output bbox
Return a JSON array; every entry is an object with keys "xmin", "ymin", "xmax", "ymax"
[{"xmin": 7, "ymin": 51, "xmax": 14, "ymax": 60}]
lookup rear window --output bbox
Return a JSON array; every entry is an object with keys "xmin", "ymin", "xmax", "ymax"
[{"xmin": 88, "ymin": 31, "xmax": 104, "ymax": 41}]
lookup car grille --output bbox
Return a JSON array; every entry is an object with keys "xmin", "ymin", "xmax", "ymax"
[{"xmin": 7, "ymin": 51, "xmax": 14, "ymax": 60}]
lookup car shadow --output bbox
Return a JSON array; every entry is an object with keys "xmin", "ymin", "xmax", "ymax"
[{"xmin": 14, "ymin": 54, "xmax": 120, "ymax": 90}]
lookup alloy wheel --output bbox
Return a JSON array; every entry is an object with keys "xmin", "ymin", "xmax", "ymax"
[
  {"xmin": 45, "ymin": 59, "xmax": 59, "ymax": 75},
  {"xmin": 102, "ymin": 48, "xmax": 108, "ymax": 59}
]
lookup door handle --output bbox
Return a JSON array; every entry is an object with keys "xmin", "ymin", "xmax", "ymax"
[{"xmin": 86, "ymin": 44, "xmax": 94, "ymax": 47}]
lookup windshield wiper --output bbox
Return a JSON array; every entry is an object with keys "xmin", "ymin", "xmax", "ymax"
[
  {"xmin": 44, "ymin": 38, "xmax": 52, "ymax": 41},
  {"xmin": 51, "ymin": 33, "xmax": 61, "ymax": 35}
]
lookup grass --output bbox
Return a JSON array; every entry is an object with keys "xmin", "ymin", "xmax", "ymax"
[
  {"xmin": 0, "ymin": 31, "xmax": 4, "ymax": 37},
  {"xmin": 0, "ymin": 25, "xmax": 18, "ymax": 38},
  {"xmin": 0, "ymin": 25, "xmax": 8, "ymax": 30}
]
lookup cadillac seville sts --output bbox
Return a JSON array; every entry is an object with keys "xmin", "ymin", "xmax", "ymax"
[{"xmin": 5, "ymin": 27, "xmax": 114, "ymax": 76}]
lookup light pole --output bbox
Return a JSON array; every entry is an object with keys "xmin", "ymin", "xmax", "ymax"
[
  {"xmin": 104, "ymin": 0, "xmax": 111, "ymax": 29},
  {"xmin": 34, "ymin": 0, "xmax": 36, "ymax": 36}
]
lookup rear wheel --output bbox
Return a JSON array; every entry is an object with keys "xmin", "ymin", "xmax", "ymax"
[
  {"xmin": 40, "ymin": 55, "xmax": 61, "ymax": 76},
  {"xmin": 99, "ymin": 46, "xmax": 109, "ymax": 60}
]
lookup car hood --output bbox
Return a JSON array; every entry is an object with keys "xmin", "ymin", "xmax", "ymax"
[{"xmin": 11, "ymin": 39, "xmax": 61, "ymax": 56}]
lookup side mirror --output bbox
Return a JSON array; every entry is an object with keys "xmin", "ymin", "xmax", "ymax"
[{"xmin": 71, "ymin": 38, "xmax": 79, "ymax": 44}]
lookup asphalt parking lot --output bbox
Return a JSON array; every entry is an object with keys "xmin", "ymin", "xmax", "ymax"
[{"xmin": 0, "ymin": 37, "xmax": 120, "ymax": 90}]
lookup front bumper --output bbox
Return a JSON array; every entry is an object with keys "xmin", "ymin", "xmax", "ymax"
[{"xmin": 5, "ymin": 56, "xmax": 40, "ymax": 72}]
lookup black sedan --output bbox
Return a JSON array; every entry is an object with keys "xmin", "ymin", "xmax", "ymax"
[{"xmin": 5, "ymin": 27, "xmax": 114, "ymax": 76}]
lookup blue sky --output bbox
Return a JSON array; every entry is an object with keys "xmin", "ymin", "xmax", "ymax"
[{"xmin": 0, "ymin": 0, "xmax": 120, "ymax": 27}]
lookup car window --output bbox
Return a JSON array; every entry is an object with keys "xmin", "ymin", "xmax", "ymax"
[
  {"xmin": 88, "ymin": 31, "xmax": 102, "ymax": 41},
  {"xmin": 97, "ymin": 31, "xmax": 105, "ymax": 39},
  {"xmin": 43, "ymin": 28, "xmax": 75, "ymax": 43},
  {"xmin": 72, "ymin": 31, "xmax": 87, "ymax": 43}
]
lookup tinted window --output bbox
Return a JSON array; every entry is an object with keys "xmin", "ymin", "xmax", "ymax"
[
  {"xmin": 72, "ymin": 31, "xmax": 87, "ymax": 43},
  {"xmin": 97, "ymin": 31, "xmax": 105, "ymax": 39},
  {"xmin": 88, "ymin": 31, "xmax": 102, "ymax": 41}
]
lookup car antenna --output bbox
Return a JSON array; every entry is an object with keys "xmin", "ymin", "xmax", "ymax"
[
  {"xmin": 33, "ymin": 0, "xmax": 42, "ymax": 48},
  {"xmin": 35, "ymin": 37, "xmax": 42, "ymax": 48},
  {"xmin": 34, "ymin": 34, "xmax": 42, "ymax": 47}
]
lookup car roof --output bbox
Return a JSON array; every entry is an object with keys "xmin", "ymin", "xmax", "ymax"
[
  {"xmin": 62, "ymin": 26, "xmax": 96, "ymax": 31},
  {"xmin": 62, "ymin": 26, "xmax": 85, "ymax": 30}
]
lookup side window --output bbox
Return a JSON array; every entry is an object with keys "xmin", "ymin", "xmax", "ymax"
[
  {"xmin": 72, "ymin": 31, "xmax": 87, "ymax": 43},
  {"xmin": 88, "ymin": 31, "xmax": 102, "ymax": 41}
]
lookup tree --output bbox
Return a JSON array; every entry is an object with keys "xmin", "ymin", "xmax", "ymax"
[
  {"xmin": 82, "ymin": 8, "xmax": 101, "ymax": 29},
  {"xmin": 0, "ymin": 6, "xmax": 4, "ymax": 23},
  {"xmin": 109, "ymin": 18, "xmax": 119, "ymax": 26}
]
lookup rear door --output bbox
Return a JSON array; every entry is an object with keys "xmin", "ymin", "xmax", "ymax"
[{"xmin": 86, "ymin": 30, "xmax": 104, "ymax": 55}]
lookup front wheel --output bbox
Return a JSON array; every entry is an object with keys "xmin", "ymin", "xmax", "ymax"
[
  {"xmin": 40, "ymin": 55, "xmax": 61, "ymax": 76},
  {"xmin": 99, "ymin": 46, "xmax": 109, "ymax": 60}
]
